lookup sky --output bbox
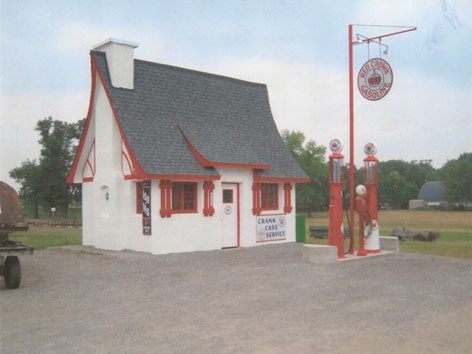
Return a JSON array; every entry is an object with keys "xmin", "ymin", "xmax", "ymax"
[{"xmin": 1, "ymin": 0, "xmax": 471, "ymax": 190}]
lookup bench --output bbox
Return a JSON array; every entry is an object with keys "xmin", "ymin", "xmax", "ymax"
[
  {"xmin": 309, "ymin": 226, "xmax": 329, "ymax": 238},
  {"xmin": 309, "ymin": 226, "xmax": 351, "ymax": 239}
]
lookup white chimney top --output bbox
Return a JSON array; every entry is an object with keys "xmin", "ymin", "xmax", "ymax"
[
  {"xmin": 93, "ymin": 38, "xmax": 139, "ymax": 50},
  {"xmin": 93, "ymin": 38, "xmax": 139, "ymax": 90}
]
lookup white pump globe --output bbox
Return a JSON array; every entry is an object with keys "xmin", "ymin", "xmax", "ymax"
[
  {"xmin": 364, "ymin": 142, "xmax": 378, "ymax": 156},
  {"xmin": 329, "ymin": 137, "xmax": 343, "ymax": 153},
  {"xmin": 356, "ymin": 184, "xmax": 366, "ymax": 196}
]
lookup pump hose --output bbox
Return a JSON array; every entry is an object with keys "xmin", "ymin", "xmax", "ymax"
[
  {"xmin": 344, "ymin": 208, "xmax": 353, "ymax": 255},
  {"xmin": 343, "ymin": 187, "xmax": 353, "ymax": 255},
  {"xmin": 362, "ymin": 210, "xmax": 373, "ymax": 240}
]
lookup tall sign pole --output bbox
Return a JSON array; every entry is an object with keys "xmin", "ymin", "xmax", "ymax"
[
  {"xmin": 348, "ymin": 24, "xmax": 416, "ymax": 255},
  {"xmin": 348, "ymin": 24, "xmax": 355, "ymax": 254}
]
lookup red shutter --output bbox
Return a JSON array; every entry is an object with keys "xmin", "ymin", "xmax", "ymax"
[
  {"xmin": 284, "ymin": 183, "xmax": 293, "ymax": 214},
  {"xmin": 203, "ymin": 181, "xmax": 215, "ymax": 217},
  {"xmin": 160, "ymin": 180, "xmax": 172, "ymax": 218},
  {"xmin": 136, "ymin": 182, "xmax": 143, "ymax": 214},
  {"xmin": 252, "ymin": 183, "xmax": 261, "ymax": 215}
]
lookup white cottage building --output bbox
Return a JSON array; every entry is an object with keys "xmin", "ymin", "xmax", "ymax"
[{"xmin": 67, "ymin": 38, "xmax": 309, "ymax": 255}]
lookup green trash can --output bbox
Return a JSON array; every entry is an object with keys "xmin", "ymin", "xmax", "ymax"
[{"xmin": 296, "ymin": 214, "xmax": 306, "ymax": 243}]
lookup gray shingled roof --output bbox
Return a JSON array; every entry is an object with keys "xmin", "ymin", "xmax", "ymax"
[
  {"xmin": 418, "ymin": 181, "xmax": 446, "ymax": 202},
  {"xmin": 92, "ymin": 51, "xmax": 308, "ymax": 180}
]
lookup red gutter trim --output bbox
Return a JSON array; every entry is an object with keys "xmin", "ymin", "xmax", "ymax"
[
  {"xmin": 66, "ymin": 56, "xmax": 98, "ymax": 184},
  {"xmin": 179, "ymin": 128, "xmax": 270, "ymax": 170},
  {"xmin": 253, "ymin": 170, "xmax": 310, "ymax": 183}
]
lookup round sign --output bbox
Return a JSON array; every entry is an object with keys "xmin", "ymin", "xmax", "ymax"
[
  {"xmin": 329, "ymin": 137, "xmax": 343, "ymax": 153},
  {"xmin": 224, "ymin": 205, "xmax": 232, "ymax": 215},
  {"xmin": 364, "ymin": 142, "xmax": 378, "ymax": 156},
  {"xmin": 357, "ymin": 58, "xmax": 393, "ymax": 101}
]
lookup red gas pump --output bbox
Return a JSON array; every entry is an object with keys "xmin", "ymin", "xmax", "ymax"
[
  {"xmin": 328, "ymin": 138, "xmax": 345, "ymax": 259},
  {"xmin": 364, "ymin": 142, "xmax": 380, "ymax": 253}
]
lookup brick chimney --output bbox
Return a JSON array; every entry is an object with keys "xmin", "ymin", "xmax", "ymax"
[{"xmin": 93, "ymin": 38, "xmax": 138, "ymax": 90}]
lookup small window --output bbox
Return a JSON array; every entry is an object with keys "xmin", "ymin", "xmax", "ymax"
[
  {"xmin": 261, "ymin": 183, "xmax": 278, "ymax": 210},
  {"xmin": 223, "ymin": 189, "xmax": 233, "ymax": 203},
  {"xmin": 172, "ymin": 182, "xmax": 197, "ymax": 213}
]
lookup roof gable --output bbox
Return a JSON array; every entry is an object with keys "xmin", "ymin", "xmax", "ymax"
[{"xmin": 91, "ymin": 51, "xmax": 308, "ymax": 181}]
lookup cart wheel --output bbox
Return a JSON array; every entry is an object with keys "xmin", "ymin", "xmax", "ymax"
[{"xmin": 4, "ymin": 256, "xmax": 21, "ymax": 289}]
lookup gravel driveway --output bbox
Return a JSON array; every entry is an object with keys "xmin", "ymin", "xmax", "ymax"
[{"xmin": 1, "ymin": 243, "xmax": 472, "ymax": 354}]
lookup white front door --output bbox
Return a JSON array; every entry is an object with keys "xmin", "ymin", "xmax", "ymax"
[{"xmin": 221, "ymin": 183, "xmax": 239, "ymax": 248}]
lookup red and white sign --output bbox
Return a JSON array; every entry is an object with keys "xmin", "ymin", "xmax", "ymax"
[{"xmin": 357, "ymin": 58, "xmax": 393, "ymax": 101}]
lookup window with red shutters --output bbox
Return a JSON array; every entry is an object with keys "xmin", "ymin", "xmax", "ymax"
[
  {"xmin": 260, "ymin": 183, "xmax": 278, "ymax": 210},
  {"xmin": 171, "ymin": 182, "xmax": 197, "ymax": 213}
]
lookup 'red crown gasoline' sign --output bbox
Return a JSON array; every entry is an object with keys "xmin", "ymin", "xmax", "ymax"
[{"xmin": 357, "ymin": 58, "xmax": 393, "ymax": 101}]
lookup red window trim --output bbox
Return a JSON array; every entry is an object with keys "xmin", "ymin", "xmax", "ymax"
[
  {"xmin": 136, "ymin": 182, "xmax": 143, "ymax": 214},
  {"xmin": 260, "ymin": 183, "xmax": 278, "ymax": 211},
  {"xmin": 171, "ymin": 182, "xmax": 198, "ymax": 214}
]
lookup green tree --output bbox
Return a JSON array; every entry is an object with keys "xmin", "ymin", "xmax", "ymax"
[
  {"xmin": 282, "ymin": 130, "xmax": 328, "ymax": 213},
  {"xmin": 9, "ymin": 160, "xmax": 42, "ymax": 218},
  {"xmin": 377, "ymin": 159, "xmax": 439, "ymax": 209},
  {"xmin": 9, "ymin": 117, "xmax": 85, "ymax": 218},
  {"xmin": 379, "ymin": 171, "xmax": 417, "ymax": 209},
  {"xmin": 441, "ymin": 152, "xmax": 472, "ymax": 205}
]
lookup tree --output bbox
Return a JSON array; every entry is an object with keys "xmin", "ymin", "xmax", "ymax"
[
  {"xmin": 376, "ymin": 159, "xmax": 440, "ymax": 209},
  {"xmin": 9, "ymin": 160, "xmax": 42, "ymax": 218},
  {"xmin": 378, "ymin": 171, "xmax": 417, "ymax": 209},
  {"xmin": 9, "ymin": 117, "xmax": 85, "ymax": 218},
  {"xmin": 441, "ymin": 152, "xmax": 472, "ymax": 205},
  {"xmin": 282, "ymin": 130, "xmax": 328, "ymax": 213}
]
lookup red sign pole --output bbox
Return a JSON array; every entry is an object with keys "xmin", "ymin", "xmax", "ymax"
[
  {"xmin": 348, "ymin": 24, "xmax": 355, "ymax": 254},
  {"xmin": 348, "ymin": 24, "xmax": 416, "ymax": 255}
]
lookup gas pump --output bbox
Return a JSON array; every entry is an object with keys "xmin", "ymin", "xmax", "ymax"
[
  {"xmin": 363, "ymin": 142, "xmax": 380, "ymax": 253},
  {"xmin": 328, "ymin": 138, "xmax": 345, "ymax": 259}
]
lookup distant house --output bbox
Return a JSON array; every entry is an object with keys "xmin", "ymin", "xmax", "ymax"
[
  {"xmin": 409, "ymin": 181, "xmax": 446, "ymax": 209},
  {"xmin": 67, "ymin": 38, "xmax": 309, "ymax": 255}
]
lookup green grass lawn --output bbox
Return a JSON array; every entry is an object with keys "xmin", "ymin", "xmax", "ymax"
[
  {"xmin": 305, "ymin": 210, "xmax": 472, "ymax": 260},
  {"xmin": 7, "ymin": 210, "xmax": 472, "ymax": 259},
  {"xmin": 9, "ymin": 226, "xmax": 82, "ymax": 249}
]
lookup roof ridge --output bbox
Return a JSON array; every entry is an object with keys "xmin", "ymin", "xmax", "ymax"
[
  {"xmin": 91, "ymin": 49, "xmax": 266, "ymax": 87},
  {"xmin": 135, "ymin": 58, "xmax": 266, "ymax": 88}
]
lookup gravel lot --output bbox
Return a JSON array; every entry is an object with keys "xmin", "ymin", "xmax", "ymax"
[{"xmin": 1, "ymin": 243, "xmax": 472, "ymax": 354}]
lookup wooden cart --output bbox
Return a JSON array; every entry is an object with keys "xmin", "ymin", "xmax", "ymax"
[{"xmin": 0, "ymin": 181, "xmax": 34, "ymax": 289}]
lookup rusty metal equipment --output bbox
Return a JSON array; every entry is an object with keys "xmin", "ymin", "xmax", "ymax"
[{"xmin": 0, "ymin": 181, "xmax": 34, "ymax": 289}]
